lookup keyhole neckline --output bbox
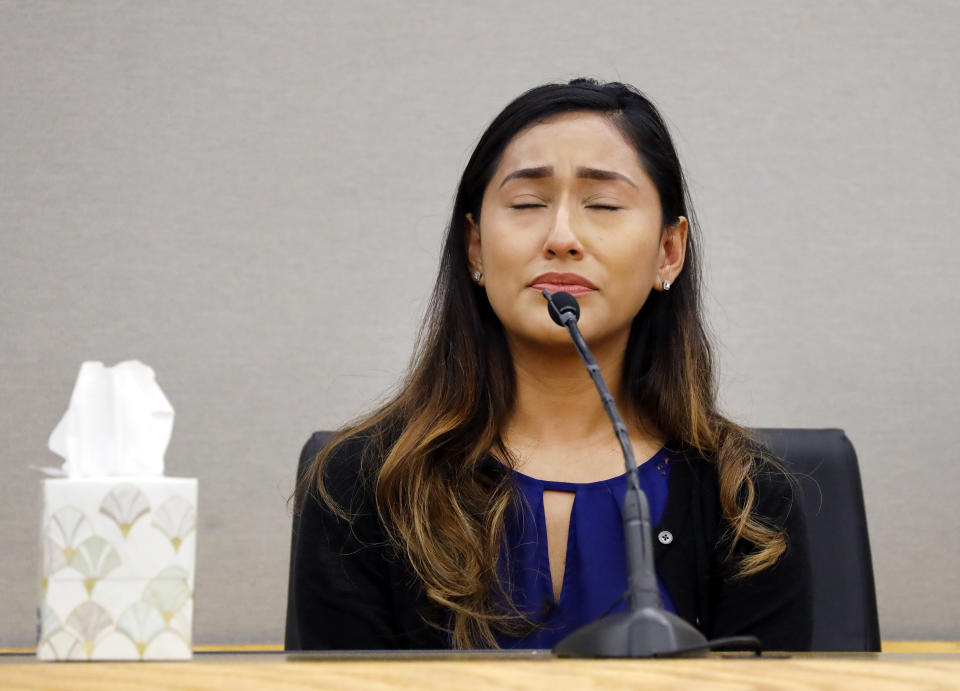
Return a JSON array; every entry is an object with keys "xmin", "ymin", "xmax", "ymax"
[{"xmin": 503, "ymin": 445, "xmax": 670, "ymax": 491}]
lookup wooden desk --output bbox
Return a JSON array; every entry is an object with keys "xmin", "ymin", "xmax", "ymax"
[{"xmin": 3, "ymin": 651, "xmax": 960, "ymax": 690}]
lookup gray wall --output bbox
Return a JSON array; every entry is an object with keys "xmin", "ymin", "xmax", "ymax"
[{"xmin": 2, "ymin": 1, "xmax": 958, "ymax": 646}]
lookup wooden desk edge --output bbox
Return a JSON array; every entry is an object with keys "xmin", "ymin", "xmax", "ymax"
[{"xmin": 3, "ymin": 641, "xmax": 959, "ymax": 655}]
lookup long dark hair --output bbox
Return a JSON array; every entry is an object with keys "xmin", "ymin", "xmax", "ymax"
[{"xmin": 298, "ymin": 78, "xmax": 786, "ymax": 648}]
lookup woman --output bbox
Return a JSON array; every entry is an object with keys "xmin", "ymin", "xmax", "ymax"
[{"xmin": 290, "ymin": 78, "xmax": 812, "ymax": 651}]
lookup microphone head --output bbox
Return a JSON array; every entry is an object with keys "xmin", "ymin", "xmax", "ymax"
[{"xmin": 542, "ymin": 290, "xmax": 581, "ymax": 326}]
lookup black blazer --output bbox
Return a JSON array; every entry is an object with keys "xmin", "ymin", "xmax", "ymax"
[{"xmin": 289, "ymin": 431, "xmax": 813, "ymax": 651}]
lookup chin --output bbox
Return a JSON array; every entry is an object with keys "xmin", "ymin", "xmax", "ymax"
[{"xmin": 504, "ymin": 317, "xmax": 580, "ymax": 351}]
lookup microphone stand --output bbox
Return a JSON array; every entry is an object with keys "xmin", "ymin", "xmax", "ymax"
[{"xmin": 542, "ymin": 290, "xmax": 709, "ymax": 658}]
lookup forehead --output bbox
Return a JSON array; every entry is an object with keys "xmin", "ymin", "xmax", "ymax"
[{"xmin": 495, "ymin": 111, "xmax": 644, "ymax": 176}]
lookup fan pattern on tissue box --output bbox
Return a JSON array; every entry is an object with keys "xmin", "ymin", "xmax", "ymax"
[{"xmin": 38, "ymin": 479, "xmax": 197, "ymax": 661}]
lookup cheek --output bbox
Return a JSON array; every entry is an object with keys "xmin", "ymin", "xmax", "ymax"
[
  {"xmin": 603, "ymin": 237, "xmax": 660, "ymax": 299},
  {"xmin": 480, "ymin": 225, "xmax": 537, "ymax": 277},
  {"xmin": 477, "ymin": 233, "xmax": 541, "ymax": 326}
]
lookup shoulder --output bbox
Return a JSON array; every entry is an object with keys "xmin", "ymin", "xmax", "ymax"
[
  {"xmin": 293, "ymin": 424, "xmax": 403, "ymax": 565},
  {"xmin": 298, "ymin": 424, "xmax": 397, "ymax": 517},
  {"xmin": 291, "ymin": 425, "xmax": 441, "ymax": 649},
  {"xmin": 670, "ymin": 444, "xmax": 799, "ymax": 527}
]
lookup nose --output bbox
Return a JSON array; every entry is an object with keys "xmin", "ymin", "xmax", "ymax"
[{"xmin": 543, "ymin": 200, "xmax": 584, "ymax": 259}]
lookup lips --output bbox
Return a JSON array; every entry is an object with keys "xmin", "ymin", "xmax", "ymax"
[{"xmin": 529, "ymin": 272, "xmax": 598, "ymax": 296}]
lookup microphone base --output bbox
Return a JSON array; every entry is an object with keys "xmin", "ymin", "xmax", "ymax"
[{"xmin": 552, "ymin": 606, "xmax": 709, "ymax": 658}]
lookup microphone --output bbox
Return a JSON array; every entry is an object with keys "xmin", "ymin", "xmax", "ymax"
[
  {"xmin": 541, "ymin": 289, "xmax": 709, "ymax": 658},
  {"xmin": 545, "ymin": 290, "xmax": 580, "ymax": 326}
]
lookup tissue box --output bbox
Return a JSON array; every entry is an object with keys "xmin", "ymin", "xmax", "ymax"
[{"xmin": 37, "ymin": 477, "xmax": 197, "ymax": 661}]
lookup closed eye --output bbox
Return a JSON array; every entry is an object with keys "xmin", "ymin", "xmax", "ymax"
[{"xmin": 510, "ymin": 203, "xmax": 620, "ymax": 210}]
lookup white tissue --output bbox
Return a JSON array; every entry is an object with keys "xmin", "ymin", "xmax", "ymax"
[{"xmin": 48, "ymin": 361, "xmax": 174, "ymax": 478}]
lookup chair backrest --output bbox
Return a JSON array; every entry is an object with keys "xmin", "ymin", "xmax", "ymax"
[
  {"xmin": 753, "ymin": 427, "xmax": 881, "ymax": 651},
  {"xmin": 285, "ymin": 431, "xmax": 333, "ymax": 651},
  {"xmin": 285, "ymin": 428, "xmax": 882, "ymax": 652}
]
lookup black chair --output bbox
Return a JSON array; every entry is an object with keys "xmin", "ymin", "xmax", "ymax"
[
  {"xmin": 285, "ymin": 428, "xmax": 881, "ymax": 651},
  {"xmin": 753, "ymin": 428, "xmax": 881, "ymax": 651},
  {"xmin": 285, "ymin": 430, "xmax": 333, "ymax": 651}
]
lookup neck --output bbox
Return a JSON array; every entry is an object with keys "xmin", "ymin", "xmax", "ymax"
[{"xmin": 504, "ymin": 331, "xmax": 633, "ymax": 451}]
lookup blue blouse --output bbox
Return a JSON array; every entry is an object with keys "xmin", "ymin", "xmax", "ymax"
[{"xmin": 496, "ymin": 447, "xmax": 675, "ymax": 649}]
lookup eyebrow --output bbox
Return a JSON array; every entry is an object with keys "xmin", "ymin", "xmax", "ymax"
[{"xmin": 498, "ymin": 165, "xmax": 638, "ymax": 189}]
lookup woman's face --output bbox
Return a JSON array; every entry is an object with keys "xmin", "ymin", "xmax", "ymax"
[{"xmin": 467, "ymin": 111, "xmax": 687, "ymax": 351}]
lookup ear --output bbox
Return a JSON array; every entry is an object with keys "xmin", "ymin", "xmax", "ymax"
[
  {"xmin": 465, "ymin": 212, "xmax": 483, "ymax": 280},
  {"xmin": 655, "ymin": 216, "xmax": 688, "ymax": 290}
]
